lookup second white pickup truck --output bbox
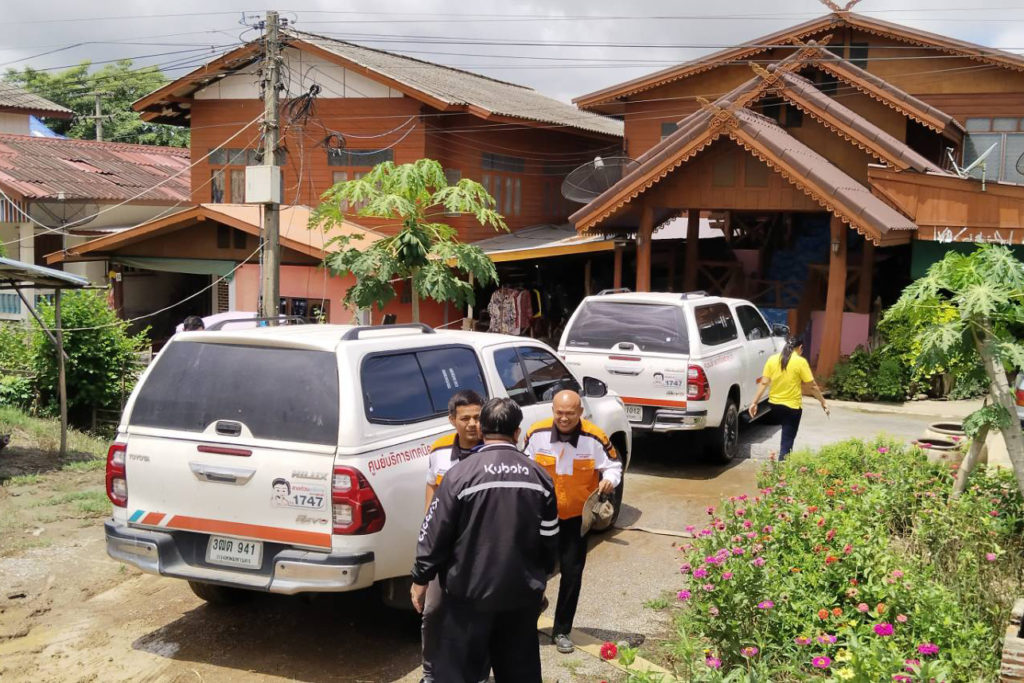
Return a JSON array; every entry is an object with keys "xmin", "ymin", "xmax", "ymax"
[{"xmin": 558, "ymin": 291, "xmax": 787, "ymax": 462}]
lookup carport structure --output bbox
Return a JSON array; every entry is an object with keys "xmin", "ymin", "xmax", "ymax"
[{"xmin": 0, "ymin": 257, "xmax": 89, "ymax": 457}]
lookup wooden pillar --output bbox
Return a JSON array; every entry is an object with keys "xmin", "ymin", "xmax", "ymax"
[
  {"xmin": 684, "ymin": 208, "xmax": 700, "ymax": 291},
  {"xmin": 857, "ymin": 240, "xmax": 875, "ymax": 314},
  {"xmin": 55, "ymin": 289, "xmax": 67, "ymax": 459},
  {"xmin": 612, "ymin": 243, "xmax": 624, "ymax": 290},
  {"xmin": 584, "ymin": 259, "xmax": 593, "ymax": 296},
  {"xmin": 636, "ymin": 206, "xmax": 654, "ymax": 292},
  {"xmin": 667, "ymin": 244, "xmax": 677, "ymax": 292},
  {"xmin": 111, "ymin": 264, "xmax": 124, "ymax": 317},
  {"xmin": 817, "ymin": 216, "xmax": 847, "ymax": 378}
]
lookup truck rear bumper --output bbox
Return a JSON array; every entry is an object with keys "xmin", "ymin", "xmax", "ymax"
[
  {"xmin": 105, "ymin": 520, "xmax": 374, "ymax": 594},
  {"xmin": 630, "ymin": 409, "xmax": 708, "ymax": 433}
]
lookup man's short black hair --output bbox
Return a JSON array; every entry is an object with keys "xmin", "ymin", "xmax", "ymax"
[
  {"xmin": 480, "ymin": 398, "xmax": 522, "ymax": 438},
  {"xmin": 182, "ymin": 315, "xmax": 205, "ymax": 331},
  {"xmin": 448, "ymin": 389, "xmax": 485, "ymax": 417}
]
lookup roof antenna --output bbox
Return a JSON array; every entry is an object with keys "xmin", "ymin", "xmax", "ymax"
[{"xmin": 947, "ymin": 143, "xmax": 998, "ymax": 190}]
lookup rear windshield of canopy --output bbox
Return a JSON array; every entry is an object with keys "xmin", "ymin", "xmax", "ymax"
[
  {"xmin": 565, "ymin": 301, "xmax": 689, "ymax": 354},
  {"xmin": 129, "ymin": 342, "xmax": 340, "ymax": 445}
]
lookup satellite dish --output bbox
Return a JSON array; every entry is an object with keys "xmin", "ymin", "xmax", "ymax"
[
  {"xmin": 947, "ymin": 143, "xmax": 998, "ymax": 179},
  {"xmin": 561, "ymin": 156, "xmax": 641, "ymax": 204}
]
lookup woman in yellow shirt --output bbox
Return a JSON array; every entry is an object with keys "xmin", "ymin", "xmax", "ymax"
[{"xmin": 749, "ymin": 336, "xmax": 829, "ymax": 460}]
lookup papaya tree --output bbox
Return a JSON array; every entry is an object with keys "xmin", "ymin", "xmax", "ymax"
[
  {"xmin": 884, "ymin": 245, "xmax": 1024, "ymax": 496},
  {"xmin": 309, "ymin": 158, "xmax": 505, "ymax": 322}
]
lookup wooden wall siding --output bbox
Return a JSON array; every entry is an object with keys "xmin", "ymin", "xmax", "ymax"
[
  {"xmin": 783, "ymin": 114, "xmax": 876, "ymax": 184},
  {"xmin": 644, "ymin": 140, "xmax": 823, "ymax": 213},
  {"xmin": 189, "ymin": 97, "xmax": 427, "ymax": 232},
  {"xmin": 870, "ymin": 169, "xmax": 1024, "ymax": 239},
  {"xmin": 425, "ymin": 114, "xmax": 621, "ymax": 242},
  {"xmin": 914, "ymin": 93, "xmax": 1024, "ymax": 122}
]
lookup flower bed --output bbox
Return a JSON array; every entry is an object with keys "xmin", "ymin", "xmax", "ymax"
[{"xmin": 652, "ymin": 439, "xmax": 1024, "ymax": 681}]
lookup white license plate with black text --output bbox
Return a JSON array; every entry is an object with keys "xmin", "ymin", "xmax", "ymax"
[
  {"xmin": 206, "ymin": 535, "xmax": 263, "ymax": 569},
  {"xmin": 625, "ymin": 405, "xmax": 644, "ymax": 422}
]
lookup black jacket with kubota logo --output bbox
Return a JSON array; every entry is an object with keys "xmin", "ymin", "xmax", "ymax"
[{"xmin": 411, "ymin": 442, "xmax": 559, "ymax": 612}]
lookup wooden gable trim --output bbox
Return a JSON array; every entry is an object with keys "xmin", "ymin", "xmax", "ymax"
[
  {"xmin": 574, "ymin": 11, "xmax": 1024, "ymax": 110},
  {"xmin": 133, "ymin": 43, "xmax": 261, "ymax": 117}
]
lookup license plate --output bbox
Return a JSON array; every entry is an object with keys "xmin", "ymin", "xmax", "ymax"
[
  {"xmin": 625, "ymin": 405, "xmax": 644, "ymax": 422},
  {"xmin": 206, "ymin": 535, "xmax": 263, "ymax": 570}
]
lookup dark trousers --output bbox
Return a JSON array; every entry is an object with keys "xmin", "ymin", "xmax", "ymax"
[
  {"xmin": 433, "ymin": 597, "xmax": 542, "ymax": 683},
  {"xmin": 421, "ymin": 577, "xmax": 444, "ymax": 682},
  {"xmin": 553, "ymin": 516, "xmax": 588, "ymax": 636},
  {"xmin": 773, "ymin": 403, "xmax": 803, "ymax": 460}
]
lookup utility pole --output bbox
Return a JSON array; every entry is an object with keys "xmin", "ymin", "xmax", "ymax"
[
  {"xmin": 86, "ymin": 91, "xmax": 108, "ymax": 141},
  {"xmin": 259, "ymin": 10, "xmax": 282, "ymax": 320}
]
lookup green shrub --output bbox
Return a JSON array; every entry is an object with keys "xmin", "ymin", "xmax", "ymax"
[
  {"xmin": 0, "ymin": 375, "xmax": 34, "ymax": 410},
  {"xmin": 830, "ymin": 348, "xmax": 907, "ymax": 402},
  {"xmin": 31, "ymin": 290, "xmax": 148, "ymax": 427},
  {"xmin": 662, "ymin": 439, "xmax": 1024, "ymax": 681},
  {"xmin": 0, "ymin": 322, "xmax": 34, "ymax": 372}
]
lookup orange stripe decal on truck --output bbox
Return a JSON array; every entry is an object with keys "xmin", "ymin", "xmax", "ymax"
[
  {"xmin": 620, "ymin": 396, "xmax": 688, "ymax": 408},
  {"xmin": 141, "ymin": 512, "xmax": 166, "ymax": 526},
  {"xmin": 166, "ymin": 515, "xmax": 332, "ymax": 548}
]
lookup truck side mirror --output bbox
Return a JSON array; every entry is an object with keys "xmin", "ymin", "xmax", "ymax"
[
  {"xmin": 772, "ymin": 323, "xmax": 790, "ymax": 338},
  {"xmin": 582, "ymin": 376, "xmax": 608, "ymax": 398}
]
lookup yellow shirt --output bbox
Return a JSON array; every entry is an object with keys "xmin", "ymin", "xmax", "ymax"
[{"xmin": 762, "ymin": 352, "xmax": 814, "ymax": 410}]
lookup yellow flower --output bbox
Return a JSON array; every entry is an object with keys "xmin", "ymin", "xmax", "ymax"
[
  {"xmin": 835, "ymin": 649, "xmax": 851, "ymax": 662},
  {"xmin": 836, "ymin": 668, "xmax": 854, "ymax": 680}
]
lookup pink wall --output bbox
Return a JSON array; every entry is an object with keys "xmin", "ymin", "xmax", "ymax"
[
  {"xmin": 807, "ymin": 311, "xmax": 870, "ymax": 365},
  {"xmin": 234, "ymin": 265, "xmax": 462, "ymax": 328}
]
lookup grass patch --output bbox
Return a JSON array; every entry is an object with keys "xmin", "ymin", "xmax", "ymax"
[
  {"xmin": 644, "ymin": 597, "xmax": 671, "ymax": 610},
  {"xmin": 40, "ymin": 490, "xmax": 106, "ymax": 507},
  {"xmin": 4, "ymin": 473, "xmax": 42, "ymax": 486},
  {"xmin": 0, "ymin": 406, "xmax": 109, "ymax": 460},
  {"xmin": 73, "ymin": 491, "xmax": 110, "ymax": 516},
  {"xmin": 62, "ymin": 458, "xmax": 106, "ymax": 473}
]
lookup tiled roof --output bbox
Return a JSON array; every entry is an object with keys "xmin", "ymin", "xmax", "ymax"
[
  {"xmin": 286, "ymin": 29, "xmax": 623, "ymax": 138},
  {"xmin": 0, "ymin": 82, "xmax": 72, "ymax": 118},
  {"xmin": 0, "ymin": 135, "xmax": 189, "ymax": 203}
]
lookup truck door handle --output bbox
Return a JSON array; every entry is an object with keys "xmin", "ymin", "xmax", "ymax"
[
  {"xmin": 189, "ymin": 462, "xmax": 255, "ymax": 485},
  {"xmin": 606, "ymin": 367, "xmax": 642, "ymax": 376}
]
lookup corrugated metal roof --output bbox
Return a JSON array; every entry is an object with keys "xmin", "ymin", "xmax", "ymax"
[
  {"xmin": 0, "ymin": 256, "xmax": 89, "ymax": 288},
  {"xmin": 0, "ymin": 82, "xmax": 73, "ymax": 118},
  {"xmin": 0, "ymin": 135, "xmax": 189, "ymax": 202},
  {"xmin": 285, "ymin": 29, "xmax": 623, "ymax": 138}
]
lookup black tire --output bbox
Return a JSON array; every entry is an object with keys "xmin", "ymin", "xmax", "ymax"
[
  {"xmin": 707, "ymin": 399, "xmax": 740, "ymax": 464},
  {"xmin": 187, "ymin": 580, "xmax": 252, "ymax": 605}
]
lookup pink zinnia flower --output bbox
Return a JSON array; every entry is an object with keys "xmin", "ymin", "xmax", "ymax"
[
  {"xmin": 893, "ymin": 676, "xmax": 911, "ymax": 682},
  {"xmin": 877, "ymin": 447, "xmax": 889, "ymax": 454},
  {"xmin": 685, "ymin": 525, "xmax": 696, "ymax": 533},
  {"xmin": 733, "ymin": 547, "xmax": 746, "ymax": 556},
  {"xmin": 680, "ymin": 563, "xmax": 691, "ymax": 574},
  {"xmin": 702, "ymin": 583, "xmax": 715, "ymax": 592},
  {"xmin": 736, "ymin": 508, "xmax": 746, "ymax": 517},
  {"xmin": 706, "ymin": 506, "xmax": 715, "ymax": 515},
  {"xmin": 874, "ymin": 622, "xmax": 894, "ymax": 636},
  {"xmin": 990, "ymin": 510, "xmax": 999, "ymax": 517},
  {"xmin": 812, "ymin": 656, "xmax": 831, "ymax": 669},
  {"xmin": 722, "ymin": 572, "xmax": 734, "ymax": 581},
  {"xmin": 709, "ymin": 606, "xmax": 719, "ymax": 616},
  {"xmin": 794, "ymin": 636, "xmax": 811, "ymax": 646},
  {"xmin": 817, "ymin": 634, "xmax": 837, "ymax": 644},
  {"xmin": 918, "ymin": 643, "xmax": 939, "ymax": 656},
  {"xmin": 693, "ymin": 567, "xmax": 708, "ymax": 579},
  {"xmin": 904, "ymin": 658, "xmax": 920, "ymax": 672},
  {"xmin": 740, "ymin": 646, "xmax": 759, "ymax": 657},
  {"xmin": 677, "ymin": 590, "xmax": 691, "ymax": 601},
  {"xmin": 986, "ymin": 552, "xmax": 997, "ymax": 562},
  {"xmin": 753, "ymin": 557, "xmax": 766, "ymax": 567},
  {"xmin": 892, "ymin": 570, "xmax": 904, "ymax": 578},
  {"xmin": 757, "ymin": 600, "xmax": 774, "ymax": 609},
  {"xmin": 742, "ymin": 520, "xmax": 753, "ymax": 529},
  {"xmin": 705, "ymin": 656, "xmax": 721, "ymax": 669},
  {"xmin": 857, "ymin": 602, "xmax": 869, "ymax": 613},
  {"xmin": 896, "ymin": 614, "xmax": 908, "ymax": 623}
]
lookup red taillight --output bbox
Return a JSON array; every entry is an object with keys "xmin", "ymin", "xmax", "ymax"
[
  {"xmin": 687, "ymin": 365, "xmax": 710, "ymax": 401},
  {"xmin": 1016, "ymin": 388, "xmax": 1024, "ymax": 407},
  {"xmin": 106, "ymin": 442, "xmax": 128, "ymax": 507},
  {"xmin": 332, "ymin": 466, "xmax": 386, "ymax": 535}
]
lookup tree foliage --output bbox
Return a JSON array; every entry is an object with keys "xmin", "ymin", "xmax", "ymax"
[
  {"xmin": 885, "ymin": 245, "xmax": 1024, "ymax": 495},
  {"xmin": 32, "ymin": 290, "xmax": 149, "ymax": 427},
  {"xmin": 4, "ymin": 60, "xmax": 189, "ymax": 147},
  {"xmin": 310, "ymin": 158, "xmax": 505, "ymax": 321}
]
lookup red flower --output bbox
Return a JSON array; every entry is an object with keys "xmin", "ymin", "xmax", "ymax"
[
  {"xmin": 817, "ymin": 608, "xmax": 829, "ymax": 620},
  {"xmin": 825, "ymin": 555, "xmax": 839, "ymax": 565},
  {"xmin": 808, "ymin": 505, "xmax": 819, "ymax": 513},
  {"xmin": 831, "ymin": 607, "xmax": 843, "ymax": 617},
  {"xmin": 600, "ymin": 642, "xmax": 618, "ymax": 660}
]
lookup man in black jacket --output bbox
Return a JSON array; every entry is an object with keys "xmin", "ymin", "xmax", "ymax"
[{"xmin": 411, "ymin": 398, "xmax": 558, "ymax": 683}]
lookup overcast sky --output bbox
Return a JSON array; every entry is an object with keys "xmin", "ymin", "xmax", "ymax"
[{"xmin": 4, "ymin": 0, "xmax": 1024, "ymax": 102}]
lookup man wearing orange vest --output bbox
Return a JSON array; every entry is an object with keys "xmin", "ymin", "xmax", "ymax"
[
  {"xmin": 524, "ymin": 389, "xmax": 622, "ymax": 654},
  {"xmin": 420, "ymin": 389, "xmax": 484, "ymax": 682}
]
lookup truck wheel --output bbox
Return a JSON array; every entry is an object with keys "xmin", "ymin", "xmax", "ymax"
[
  {"xmin": 707, "ymin": 400, "xmax": 740, "ymax": 464},
  {"xmin": 187, "ymin": 580, "xmax": 252, "ymax": 605}
]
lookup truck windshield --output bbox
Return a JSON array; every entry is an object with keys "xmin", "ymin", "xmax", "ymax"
[
  {"xmin": 129, "ymin": 342, "xmax": 340, "ymax": 445},
  {"xmin": 565, "ymin": 302, "xmax": 689, "ymax": 354}
]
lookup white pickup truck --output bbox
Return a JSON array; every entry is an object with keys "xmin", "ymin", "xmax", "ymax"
[
  {"xmin": 558, "ymin": 292, "xmax": 786, "ymax": 462},
  {"xmin": 104, "ymin": 324, "xmax": 631, "ymax": 605}
]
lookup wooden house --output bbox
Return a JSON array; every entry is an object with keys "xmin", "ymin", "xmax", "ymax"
[
  {"xmin": 50, "ymin": 29, "xmax": 623, "ymax": 339},
  {"xmin": 571, "ymin": 9, "xmax": 1024, "ymax": 376}
]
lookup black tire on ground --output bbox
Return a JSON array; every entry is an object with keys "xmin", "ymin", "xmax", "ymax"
[
  {"xmin": 707, "ymin": 399, "xmax": 740, "ymax": 464},
  {"xmin": 187, "ymin": 580, "xmax": 252, "ymax": 605}
]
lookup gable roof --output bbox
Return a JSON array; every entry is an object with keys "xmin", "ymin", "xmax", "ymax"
[
  {"xmin": 570, "ymin": 103, "xmax": 917, "ymax": 245},
  {"xmin": 574, "ymin": 11, "xmax": 1024, "ymax": 109},
  {"xmin": 0, "ymin": 82, "xmax": 73, "ymax": 119},
  {"xmin": 134, "ymin": 30, "xmax": 622, "ymax": 139},
  {"xmin": 0, "ymin": 134, "xmax": 189, "ymax": 204}
]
